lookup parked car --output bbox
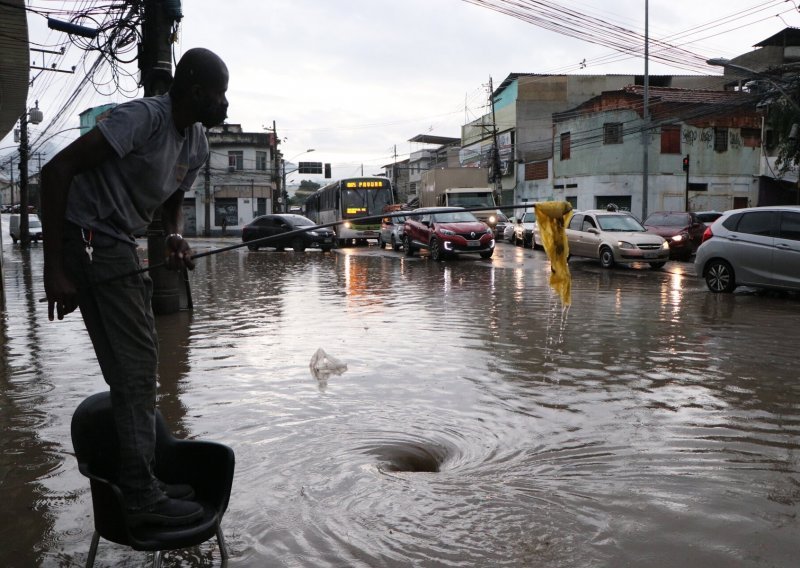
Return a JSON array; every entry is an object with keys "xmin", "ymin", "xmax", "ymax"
[
  {"xmin": 9, "ymin": 213, "xmax": 43, "ymax": 243},
  {"xmin": 502, "ymin": 222, "xmax": 515, "ymax": 242},
  {"xmin": 514, "ymin": 211, "xmax": 537, "ymax": 248},
  {"xmin": 403, "ymin": 207, "xmax": 495, "ymax": 261},
  {"xmin": 694, "ymin": 206, "xmax": 800, "ymax": 293},
  {"xmin": 643, "ymin": 211, "xmax": 705, "ymax": 260},
  {"xmin": 695, "ymin": 210, "xmax": 724, "ymax": 227},
  {"xmin": 378, "ymin": 213, "xmax": 406, "ymax": 251},
  {"xmin": 493, "ymin": 211, "xmax": 511, "ymax": 241},
  {"xmin": 242, "ymin": 214, "xmax": 335, "ymax": 252},
  {"xmin": 566, "ymin": 209, "xmax": 670, "ymax": 269}
]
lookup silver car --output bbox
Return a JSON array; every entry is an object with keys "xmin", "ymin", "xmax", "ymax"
[
  {"xmin": 694, "ymin": 206, "xmax": 800, "ymax": 293},
  {"xmin": 378, "ymin": 213, "xmax": 406, "ymax": 251},
  {"xmin": 566, "ymin": 209, "xmax": 670, "ymax": 269}
]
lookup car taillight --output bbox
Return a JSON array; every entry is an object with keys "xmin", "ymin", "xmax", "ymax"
[{"xmin": 701, "ymin": 226, "xmax": 713, "ymax": 243}]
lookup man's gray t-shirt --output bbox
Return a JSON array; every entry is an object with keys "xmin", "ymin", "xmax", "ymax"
[{"xmin": 65, "ymin": 93, "xmax": 208, "ymax": 243}]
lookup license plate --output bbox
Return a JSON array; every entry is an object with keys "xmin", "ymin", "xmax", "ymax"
[
  {"xmin": 467, "ymin": 240, "xmax": 480, "ymax": 247},
  {"xmin": 643, "ymin": 252, "xmax": 658, "ymax": 259},
  {"xmin": 323, "ymin": 238, "xmax": 332, "ymax": 243},
  {"xmin": 363, "ymin": 231, "xmax": 377, "ymax": 237}
]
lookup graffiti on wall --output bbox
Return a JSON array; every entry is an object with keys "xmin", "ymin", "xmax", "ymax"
[
  {"xmin": 682, "ymin": 128, "xmax": 697, "ymax": 146},
  {"xmin": 700, "ymin": 128, "xmax": 714, "ymax": 149}
]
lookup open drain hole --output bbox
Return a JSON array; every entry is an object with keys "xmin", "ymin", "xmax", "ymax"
[{"xmin": 371, "ymin": 442, "xmax": 449, "ymax": 473}]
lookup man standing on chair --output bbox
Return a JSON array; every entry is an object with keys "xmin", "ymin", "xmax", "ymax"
[{"xmin": 41, "ymin": 48, "xmax": 229, "ymax": 527}]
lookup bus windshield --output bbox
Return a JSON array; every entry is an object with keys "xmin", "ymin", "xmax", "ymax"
[{"xmin": 342, "ymin": 188, "xmax": 393, "ymax": 218}]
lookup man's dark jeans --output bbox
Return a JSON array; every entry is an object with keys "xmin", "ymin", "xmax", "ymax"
[{"xmin": 64, "ymin": 224, "xmax": 163, "ymax": 510}]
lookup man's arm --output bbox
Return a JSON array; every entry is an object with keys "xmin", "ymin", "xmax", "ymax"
[
  {"xmin": 41, "ymin": 128, "xmax": 117, "ymax": 320},
  {"xmin": 161, "ymin": 189, "xmax": 195, "ymax": 271}
]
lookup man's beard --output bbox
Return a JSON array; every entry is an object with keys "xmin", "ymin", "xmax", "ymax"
[{"xmin": 196, "ymin": 95, "xmax": 227, "ymax": 128}]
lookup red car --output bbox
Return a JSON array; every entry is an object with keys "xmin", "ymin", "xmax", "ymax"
[
  {"xmin": 643, "ymin": 211, "xmax": 705, "ymax": 260},
  {"xmin": 403, "ymin": 207, "xmax": 495, "ymax": 261}
]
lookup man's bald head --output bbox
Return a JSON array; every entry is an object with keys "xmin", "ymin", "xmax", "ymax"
[
  {"xmin": 171, "ymin": 48, "xmax": 228, "ymax": 98},
  {"xmin": 170, "ymin": 48, "xmax": 229, "ymax": 128}
]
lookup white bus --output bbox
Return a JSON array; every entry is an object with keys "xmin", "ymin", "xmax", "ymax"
[{"xmin": 304, "ymin": 177, "xmax": 395, "ymax": 247}]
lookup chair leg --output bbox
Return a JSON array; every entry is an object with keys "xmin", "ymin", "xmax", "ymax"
[
  {"xmin": 152, "ymin": 550, "xmax": 162, "ymax": 568},
  {"xmin": 85, "ymin": 531, "xmax": 100, "ymax": 568},
  {"xmin": 217, "ymin": 525, "xmax": 229, "ymax": 562}
]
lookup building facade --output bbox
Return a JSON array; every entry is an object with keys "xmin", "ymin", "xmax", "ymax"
[
  {"xmin": 550, "ymin": 86, "xmax": 762, "ymax": 217},
  {"xmin": 185, "ymin": 123, "xmax": 279, "ymax": 236}
]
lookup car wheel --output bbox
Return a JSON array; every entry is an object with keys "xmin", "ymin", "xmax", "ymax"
[
  {"xmin": 705, "ymin": 259, "xmax": 736, "ymax": 293},
  {"xmin": 480, "ymin": 249, "xmax": 494, "ymax": 259},
  {"xmin": 292, "ymin": 237, "xmax": 305, "ymax": 252},
  {"xmin": 378, "ymin": 235, "xmax": 386, "ymax": 249},
  {"xmin": 403, "ymin": 235, "xmax": 415, "ymax": 256},
  {"xmin": 599, "ymin": 246, "xmax": 615, "ymax": 269},
  {"xmin": 430, "ymin": 238, "xmax": 444, "ymax": 261},
  {"xmin": 391, "ymin": 235, "xmax": 401, "ymax": 251},
  {"xmin": 649, "ymin": 262, "xmax": 666, "ymax": 270},
  {"xmin": 247, "ymin": 244, "xmax": 258, "ymax": 251}
]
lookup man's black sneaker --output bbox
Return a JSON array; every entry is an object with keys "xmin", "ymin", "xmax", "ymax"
[
  {"xmin": 128, "ymin": 497, "xmax": 203, "ymax": 527},
  {"xmin": 158, "ymin": 480, "xmax": 195, "ymax": 500}
]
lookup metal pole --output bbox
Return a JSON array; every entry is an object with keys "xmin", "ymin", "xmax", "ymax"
[
  {"xmin": 642, "ymin": 0, "xmax": 649, "ymax": 220},
  {"xmin": 204, "ymin": 152, "xmax": 211, "ymax": 236},
  {"xmin": 19, "ymin": 111, "xmax": 30, "ymax": 245}
]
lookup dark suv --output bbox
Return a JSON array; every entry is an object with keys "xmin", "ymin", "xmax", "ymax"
[{"xmin": 403, "ymin": 207, "xmax": 494, "ymax": 261}]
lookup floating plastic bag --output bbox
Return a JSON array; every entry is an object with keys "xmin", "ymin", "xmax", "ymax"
[{"xmin": 309, "ymin": 348, "xmax": 348, "ymax": 381}]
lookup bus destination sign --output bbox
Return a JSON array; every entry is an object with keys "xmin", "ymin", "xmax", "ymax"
[{"xmin": 344, "ymin": 180, "xmax": 388, "ymax": 189}]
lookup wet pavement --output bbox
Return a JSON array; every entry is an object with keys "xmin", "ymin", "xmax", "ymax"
[{"xmin": 1, "ymin": 222, "xmax": 799, "ymax": 567}]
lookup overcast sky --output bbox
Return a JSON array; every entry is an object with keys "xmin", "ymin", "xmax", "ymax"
[{"xmin": 3, "ymin": 0, "xmax": 798, "ymax": 181}]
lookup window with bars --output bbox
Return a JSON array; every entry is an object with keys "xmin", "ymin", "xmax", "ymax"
[
  {"xmin": 714, "ymin": 127, "xmax": 729, "ymax": 152},
  {"xmin": 603, "ymin": 122, "xmax": 623, "ymax": 144}
]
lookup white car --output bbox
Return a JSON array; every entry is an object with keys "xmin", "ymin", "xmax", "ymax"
[
  {"xmin": 513, "ymin": 211, "xmax": 537, "ymax": 248},
  {"xmin": 9, "ymin": 213, "xmax": 43, "ymax": 243}
]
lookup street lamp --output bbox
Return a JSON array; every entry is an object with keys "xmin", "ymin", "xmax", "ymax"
[{"xmin": 282, "ymin": 149, "xmax": 315, "ymax": 212}]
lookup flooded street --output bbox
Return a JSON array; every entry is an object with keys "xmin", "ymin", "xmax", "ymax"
[{"xmin": 1, "ymin": 225, "xmax": 799, "ymax": 567}]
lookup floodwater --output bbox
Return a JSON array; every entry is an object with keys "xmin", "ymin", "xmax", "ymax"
[{"xmin": 1, "ymin": 226, "xmax": 799, "ymax": 567}]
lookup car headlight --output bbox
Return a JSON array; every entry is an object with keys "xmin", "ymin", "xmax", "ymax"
[
  {"xmin": 308, "ymin": 231, "xmax": 319, "ymax": 236},
  {"xmin": 485, "ymin": 227, "xmax": 493, "ymax": 234},
  {"xmin": 440, "ymin": 228, "xmax": 456, "ymax": 236},
  {"xmin": 343, "ymin": 221, "xmax": 352, "ymax": 229},
  {"xmin": 618, "ymin": 241, "xmax": 635, "ymax": 249},
  {"xmin": 671, "ymin": 234, "xmax": 684, "ymax": 242},
  {"xmin": 661, "ymin": 241, "xmax": 670, "ymax": 250},
  {"xmin": 489, "ymin": 215, "xmax": 497, "ymax": 224}
]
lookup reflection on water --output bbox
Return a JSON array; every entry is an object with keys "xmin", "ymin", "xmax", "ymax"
[{"xmin": 1, "ymin": 234, "xmax": 799, "ymax": 567}]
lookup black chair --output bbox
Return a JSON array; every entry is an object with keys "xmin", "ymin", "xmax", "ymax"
[{"xmin": 71, "ymin": 392, "xmax": 235, "ymax": 567}]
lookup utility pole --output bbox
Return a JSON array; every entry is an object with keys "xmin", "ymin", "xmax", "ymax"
[
  {"xmin": 141, "ymin": 0, "xmax": 184, "ymax": 314},
  {"xmin": 18, "ymin": 110, "xmax": 30, "ymax": 245},
  {"xmin": 489, "ymin": 76, "xmax": 502, "ymax": 205},
  {"xmin": 204, "ymin": 151, "xmax": 211, "ymax": 236},
  {"xmin": 272, "ymin": 120, "xmax": 280, "ymax": 213}
]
